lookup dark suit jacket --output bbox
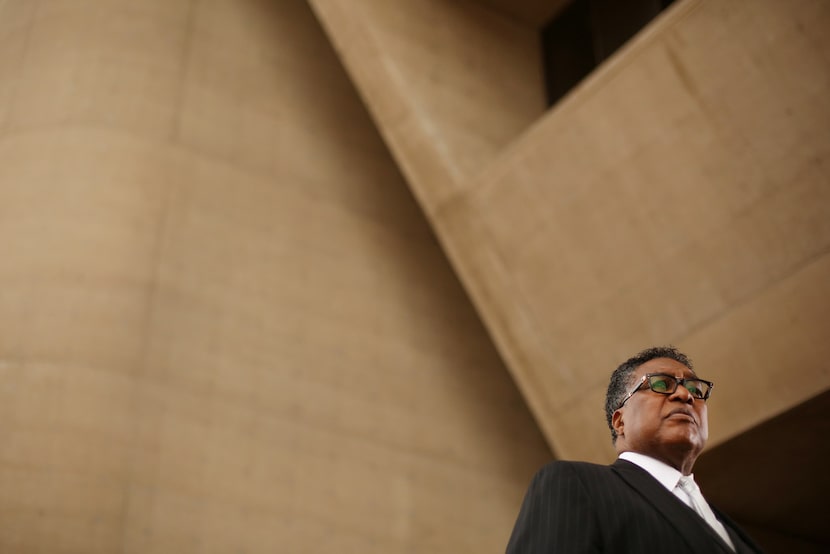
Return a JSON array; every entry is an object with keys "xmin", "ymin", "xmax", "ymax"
[{"xmin": 506, "ymin": 459, "xmax": 764, "ymax": 553}]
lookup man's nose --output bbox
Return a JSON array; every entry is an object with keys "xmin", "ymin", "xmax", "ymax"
[{"xmin": 670, "ymin": 383, "xmax": 694, "ymax": 403}]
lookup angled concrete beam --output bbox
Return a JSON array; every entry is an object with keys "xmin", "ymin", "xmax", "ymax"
[{"xmin": 310, "ymin": 0, "xmax": 830, "ymax": 461}]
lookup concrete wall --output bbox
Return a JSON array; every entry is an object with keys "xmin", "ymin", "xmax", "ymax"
[{"xmin": 0, "ymin": 1, "xmax": 551, "ymax": 552}]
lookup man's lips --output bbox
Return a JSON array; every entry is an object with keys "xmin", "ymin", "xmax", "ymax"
[{"xmin": 665, "ymin": 409, "xmax": 697, "ymax": 424}]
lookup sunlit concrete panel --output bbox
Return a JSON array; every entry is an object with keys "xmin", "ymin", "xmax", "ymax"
[{"xmin": 0, "ymin": 1, "xmax": 551, "ymax": 553}]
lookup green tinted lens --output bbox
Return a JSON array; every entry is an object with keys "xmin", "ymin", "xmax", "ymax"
[
  {"xmin": 648, "ymin": 375, "xmax": 675, "ymax": 393},
  {"xmin": 684, "ymin": 380, "xmax": 709, "ymax": 399}
]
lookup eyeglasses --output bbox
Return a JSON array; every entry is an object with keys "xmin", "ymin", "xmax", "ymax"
[{"xmin": 617, "ymin": 373, "xmax": 714, "ymax": 410}]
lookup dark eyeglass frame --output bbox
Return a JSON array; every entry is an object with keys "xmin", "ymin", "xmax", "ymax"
[{"xmin": 617, "ymin": 373, "xmax": 714, "ymax": 410}]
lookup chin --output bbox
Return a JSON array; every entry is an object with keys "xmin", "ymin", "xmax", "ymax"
[{"xmin": 665, "ymin": 432, "xmax": 705, "ymax": 451}]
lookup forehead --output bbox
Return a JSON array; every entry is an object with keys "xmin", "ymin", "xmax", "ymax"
[{"xmin": 634, "ymin": 357, "xmax": 696, "ymax": 378}]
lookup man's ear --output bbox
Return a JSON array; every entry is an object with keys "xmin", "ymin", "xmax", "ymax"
[{"xmin": 612, "ymin": 409, "xmax": 624, "ymax": 438}]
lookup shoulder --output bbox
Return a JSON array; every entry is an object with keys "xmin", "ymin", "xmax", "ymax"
[
  {"xmin": 532, "ymin": 460, "xmax": 615, "ymax": 480},
  {"xmin": 535, "ymin": 459, "xmax": 610, "ymax": 472},
  {"xmin": 527, "ymin": 460, "xmax": 618, "ymax": 493}
]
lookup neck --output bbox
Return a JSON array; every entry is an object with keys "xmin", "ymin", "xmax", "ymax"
[
  {"xmin": 656, "ymin": 450, "xmax": 697, "ymax": 475},
  {"xmin": 616, "ymin": 443, "xmax": 699, "ymax": 475}
]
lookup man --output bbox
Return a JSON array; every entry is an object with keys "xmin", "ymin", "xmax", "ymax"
[{"xmin": 505, "ymin": 346, "xmax": 763, "ymax": 553}]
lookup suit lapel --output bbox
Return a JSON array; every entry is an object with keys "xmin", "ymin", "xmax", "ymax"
[{"xmin": 611, "ymin": 459, "xmax": 736, "ymax": 553}]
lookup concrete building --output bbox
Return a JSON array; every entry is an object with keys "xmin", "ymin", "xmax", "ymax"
[{"xmin": 1, "ymin": 1, "xmax": 827, "ymax": 551}]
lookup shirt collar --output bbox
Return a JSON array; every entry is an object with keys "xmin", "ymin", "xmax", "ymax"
[{"xmin": 619, "ymin": 451, "xmax": 691, "ymax": 492}]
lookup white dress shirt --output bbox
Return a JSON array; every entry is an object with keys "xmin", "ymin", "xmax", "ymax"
[{"xmin": 619, "ymin": 451, "xmax": 693, "ymax": 508}]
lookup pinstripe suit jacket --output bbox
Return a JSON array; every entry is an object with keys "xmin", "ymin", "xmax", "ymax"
[{"xmin": 506, "ymin": 459, "xmax": 764, "ymax": 553}]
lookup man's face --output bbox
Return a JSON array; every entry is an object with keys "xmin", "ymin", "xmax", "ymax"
[{"xmin": 612, "ymin": 357, "xmax": 709, "ymax": 466}]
